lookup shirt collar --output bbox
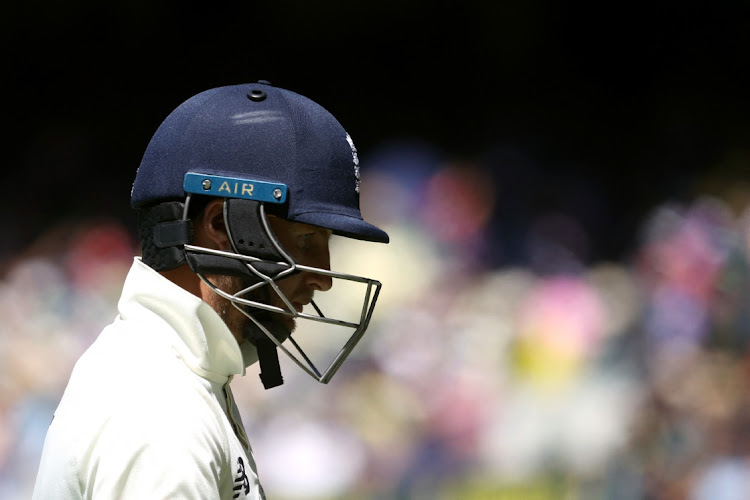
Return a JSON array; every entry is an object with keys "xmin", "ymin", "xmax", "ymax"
[{"xmin": 117, "ymin": 258, "xmax": 245, "ymax": 381}]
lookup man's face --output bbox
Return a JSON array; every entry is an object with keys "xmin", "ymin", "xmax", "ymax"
[
  {"xmin": 264, "ymin": 216, "xmax": 333, "ymax": 332},
  {"xmin": 205, "ymin": 216, "xmax": 333, "ymax": 345}
]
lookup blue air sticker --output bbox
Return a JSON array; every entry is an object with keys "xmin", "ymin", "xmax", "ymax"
[{"xmin": 184, "ymin": 173, "xmax": 287, "ymax": 204}]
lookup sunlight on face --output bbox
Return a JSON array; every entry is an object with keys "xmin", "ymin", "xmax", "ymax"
[{"xmin": 266, "ymin": 216, "xmax": 333, "ymax": 332}]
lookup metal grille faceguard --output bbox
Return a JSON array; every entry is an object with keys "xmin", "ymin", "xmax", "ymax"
[{"xmin": 183, "ymin": 198, "xmax": 383, "ymax": 385}]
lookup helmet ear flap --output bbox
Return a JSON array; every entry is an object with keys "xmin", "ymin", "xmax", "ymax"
[
  {"xmin": 136, "ymin": 197, "xmax": 291, "ymax": 280},
  {"xmin": 224, "ymin": 198, "xmax": 285, "ymax": 263},
  {"xmin": 183, "ymin": 199, "xmax": 293, "ymax": 281},
  {"xmin": 224, "ymin": 198, "xmax": 294, "ymax": 278}
]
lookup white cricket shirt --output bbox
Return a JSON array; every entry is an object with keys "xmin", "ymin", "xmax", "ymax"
[{"xmin": 33, "ymin": 258, "xmax": 264, "ymax": 499}]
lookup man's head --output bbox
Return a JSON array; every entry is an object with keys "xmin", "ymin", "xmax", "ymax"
[{"xmin": 130, "ymin": 82, "xmax": 388, "ymax": 388}]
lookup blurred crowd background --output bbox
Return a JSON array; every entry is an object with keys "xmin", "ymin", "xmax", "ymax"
[{"xmin": 2, "ymin": 1, "xmax": 750, "ymax": 499}]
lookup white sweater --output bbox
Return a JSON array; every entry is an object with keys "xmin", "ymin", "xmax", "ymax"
[{"xmin": 33, "ymin": 258, "xmax": 264, "ymax": 499}]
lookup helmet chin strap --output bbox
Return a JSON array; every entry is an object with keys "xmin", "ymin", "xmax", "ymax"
[
  {"xmin": 255, "ymin": 337, "xmax": 284, "ymax": 389},
  {"xmin": 239, "ymin": 305, "xmax": 289, "ymax": 389}
]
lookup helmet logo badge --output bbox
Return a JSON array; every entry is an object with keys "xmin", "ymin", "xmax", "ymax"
[{"xmin": 346, "ymin": 133, "xmax": 361, "ymax": 194}]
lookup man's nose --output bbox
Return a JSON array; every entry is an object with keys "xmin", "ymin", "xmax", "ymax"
[
  {"xmin": 304, "ymin": 249, "xmax": 333, "ymax": 291},
  {"xmin": 306, "ymin": 270, "xmax": 333, "ymax": 292}
]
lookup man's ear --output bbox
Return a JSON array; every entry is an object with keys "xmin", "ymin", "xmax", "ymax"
[{"xmin": 195, "ymin": 198, "xmax": 231, "ymax": 250}]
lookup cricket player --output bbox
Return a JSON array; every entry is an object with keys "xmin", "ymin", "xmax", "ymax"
[{"xmin": 32, "ymin": 81, "xmax": 389, "ymax": 499}]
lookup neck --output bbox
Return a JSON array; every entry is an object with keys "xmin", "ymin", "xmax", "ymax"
[{"xmin": 160, "ymin": 265, "xmax": 202, "ymax": 298}]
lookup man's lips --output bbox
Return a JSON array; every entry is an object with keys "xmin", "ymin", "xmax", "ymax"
[{"xmin": 291, "ymin": 294, "xmax": 315, "ymax": 314}]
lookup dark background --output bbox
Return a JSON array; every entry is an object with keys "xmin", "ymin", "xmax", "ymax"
[{"xmin": 3, "ymin": 0, "xmax": 749, "ymax": 267}]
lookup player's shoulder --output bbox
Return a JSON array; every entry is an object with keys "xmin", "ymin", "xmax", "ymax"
[{"xmin": 69, "ymin": 324, "xmax": 224, "ymax": 420}]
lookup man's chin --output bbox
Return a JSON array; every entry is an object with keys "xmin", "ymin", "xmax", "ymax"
[
  {"xmin": 243, "ymin": 313, "xmax": 293, "ymax": 345},
  {"xmin": 278, "ymin": 316, "xmax": 296, "ymax": 338}
]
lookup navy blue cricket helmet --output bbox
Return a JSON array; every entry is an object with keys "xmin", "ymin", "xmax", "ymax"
[{"xmin": 131, "ymin": 81, "xmax": 388, "ymax": 243}]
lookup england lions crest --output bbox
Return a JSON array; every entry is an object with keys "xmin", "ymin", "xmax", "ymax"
[{"xmin": 346, "ymin": 133, "xmax": 361, "ymax": 194}]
